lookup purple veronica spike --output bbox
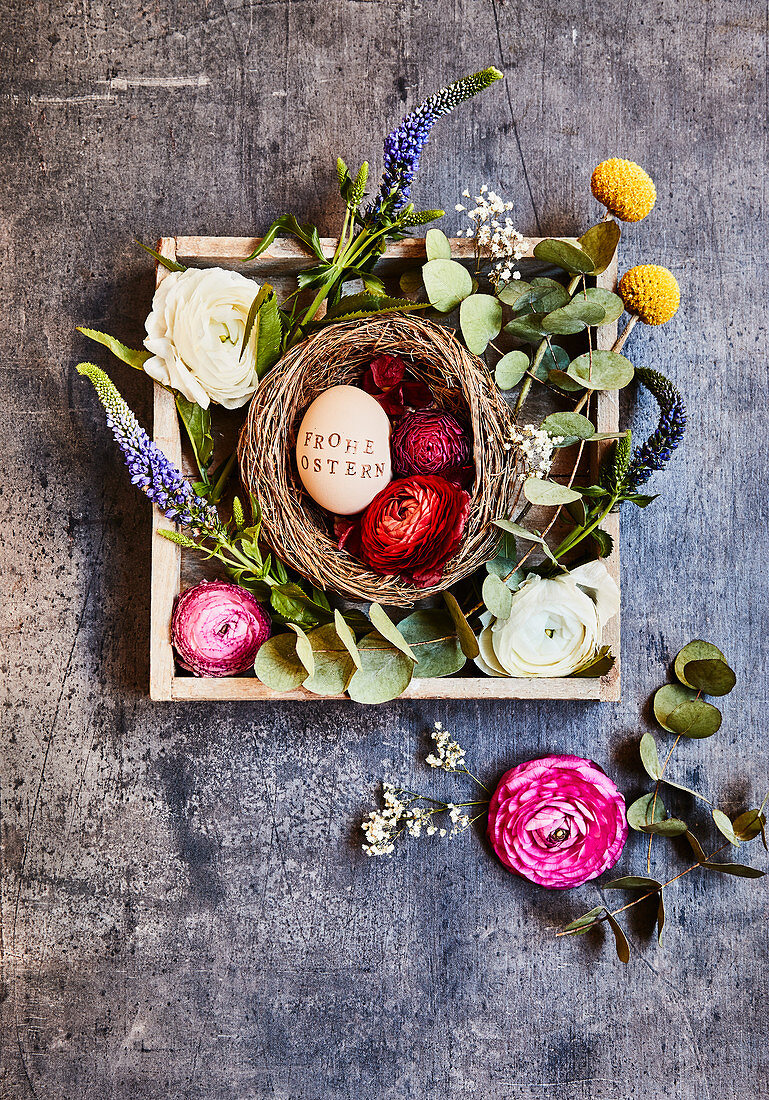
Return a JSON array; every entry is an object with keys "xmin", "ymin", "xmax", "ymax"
[
  {"xmin": 77, "ymin": 363, "xmax": 226, "ymax": 537},
  {"xmin": 372, "ymin": 67, "xmax": 502, "ymax": 218},
  {"xmin": 625, "ymin": 367, "xmax": 687, "ymax": 491}
]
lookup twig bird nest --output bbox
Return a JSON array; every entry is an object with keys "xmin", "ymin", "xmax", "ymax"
[{"xmin": 238, "ymin": 313, "xmax": 523, "ymax": 606}]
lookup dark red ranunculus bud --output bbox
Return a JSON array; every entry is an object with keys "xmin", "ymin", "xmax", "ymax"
[{"xmin": 391, "ymin": 408, "xmax": 472, "ymax": 481}]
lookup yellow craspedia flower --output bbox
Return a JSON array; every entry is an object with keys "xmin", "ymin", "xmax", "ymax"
[
  {"xmin": 619, "ymin": 265, "xmax": 680, "ymax": 325},
  {"xmin": 591, "ymin": 158, "xmax": 656, "ymax": 222}
]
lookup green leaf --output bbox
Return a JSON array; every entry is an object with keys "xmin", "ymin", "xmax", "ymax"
[
  {"xmin": 533, "ymin": 238, "xmax": 596, "ymax": 274},
  {"xmin": 562, "ymin": 905, "xmax": 606, "ymax": 933},
  {"xmin": 326, "ymin": 292, "xmax": 428, "ymax": 320},
  {"xmin": 497, "ymin": 279, "xmax": 533, "ymax": 306},
  {"xmin": 398, "ymin": 610, "xmax": 466, "ymax": 678},
  {"xmin": 243, "ymin": 214, "xmax": 325, "ymax": 262},
  {"xmin": 77, "ymin": 327, "xmax": 152, "ymax": 371},
  {"xmin": 570, "ymin": 646, "xmax": 616, "ymax": 677},
  {"xmin": 686, "ymin": 830, "xmax": 708, "ymax": 862},
  {"xmin": 346, "ymin": 632, "xmax": 414, "ymax": 703},
  {"xmin": 639, "ymin": 818, "xmax": 688, "ymax": 837},
  {"xmin": 442, "ymin": 592, "xmax": 480, "ymax": 659},
  {"xmin": 253, "ymin": 293, "xmax": 284, "ymax": 378},
  {"xmin": 665, "ymin": 698, "xmax": 722, "ymax": 739},
  {"xmin": 399, "ymin": 270, "xmax": 424, "ymax": 298},
  {"xmin": 333, "ymin": 609, "xmax": 361, "ymax": 669},
  {"xmin": 504, "ymin": 316, "xmax": 547, "ymax": 344},
  {"xmin": 254, "ymin": 632, "xmax": 306, "ymax": 691},
  {"xmin": 425, "ymin": 228, "xmax": 452, "ymax": 260},
  {"xmin": 286, "ymin": 623, "xmax": 315, "ymax": 678},
  {"xmin": 590, "ymin": 527, "xmax": 614, "ymax": 559},
  {"xmin": 581, "ymin": 286, "xmax": 625, "ymax": 323},
  {"xmin": 657, "ymin": 892, "xmax": 666, "ymax": 945},
  {"xmin": 135, "ymin": 239, "xmax": 186, "ymax": 271},
  {"xmin": 566, "ymin": 350, "xmax": 634, "ymax": 391},
  {"xmin": 712, "ymin": 808, "xmax": 741, "ymax": 847},
  {"xmin": 653, "ymin": 683, "xmax": 697, "ymax": 728},
  {"xmin": 460, "ymin": 294, "xmax": 503, "ymax": 354},
  {"xmin": 682, "ymin": 658, "xmax": 737, "ymax": 697},
  {"xmin": 523, "ymin": 477, "xmax": 583, "ymax": 506},
  {"xmin": 301, "ymin": 624, "xmax": 355, "ymax": 696},
  {"xmin": 239, "ymin": 283, "xmax": 272, "ymax": 360},
  {"xmin": 174, "ymin": 393, "xmax": 214, "ymax": 474},
  {"xmin": 540, "ymin": 299, "xmax": 605, "ymax": 335},
  {"xmin": 269, "ymin": 582, "xmax": 332, "ymax": 628},
  {"xmin": 548, "ymin": 368, "xmax": 584, "ymax": 392},
  {"xmin": 495, "ymin": 350, "xmax": 529, "ymax": 390},
  {"xmin": 699, "ymin": 862, "xmax": 765, "ymax": 879},
  {"xmin": 493, "ymin": 519, "xmax": 544, "ymax": 543},
  {"xmin": 541, "ymin": 411, "xmax": 595, "ymax": 445},
  {"xmin": 482, "ymin": 573, "xmax": 513, "ymax": 620},
  {"xmin": 540, "ymin": 342, "xmax": 571, "ymax": 374},
  {"xmin": 605, "ymin": 911, "xmax": 630, "ymax": 964},
  {"xmin": 602, "ymin": 876, "xmax": 662, "ymax": 890},
  {"xmin": 673, "ymin": 640, "xmax": 726, "ymax": 685},
  {"xmin": 640, "ymin": 732, "xmax": 663, "ymax": 780},
  {"xmin": 368, "ymin": 604, "xmax": 417, "ymax": 662},
  {"xmin": 422, "ymin": 258, "xmax": 473, "ymax": 312},
  {"xmin": 578, "ymin": 221, "xmax": 621, "ymax": 274},
  {"xmin": 733, "ymin": 809, "xmax": 767, "ymax": 842},
  {"xmin": 627, "ymin": 792, "xmax": 666, "ymax": 831}
]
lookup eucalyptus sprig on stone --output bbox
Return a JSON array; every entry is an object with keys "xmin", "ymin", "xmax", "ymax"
[{"xmin": 559, "ymin": 638, "xmax": 767, "ymax": 964}]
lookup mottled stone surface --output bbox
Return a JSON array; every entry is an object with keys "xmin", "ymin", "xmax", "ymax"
[{"xmin": 1, "ymin": 2, "xmax": 768, "ymax": 1097}]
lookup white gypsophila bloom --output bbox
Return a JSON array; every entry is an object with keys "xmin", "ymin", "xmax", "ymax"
[
  {"xmin": 507, "ymin": 423, "xmax": 561, "ymax": 482},
  {"xmin": 144, "ymin": 266, "xmax": 262, "ymax": 410},
  {"xmin": 459, "ymin": 186, "xmax": 529, "ymax": 287},
  {"xmin": 426, "ymin": 721, "xmax": 466, "ymax": 771},
  {"xmin": 475, "ymin": 561, "xmax": 620, "ymax": 678}
]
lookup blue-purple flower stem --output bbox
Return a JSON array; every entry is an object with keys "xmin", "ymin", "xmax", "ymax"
[{"xmin": 624, "ymin": 367, "xmax": 687, "ymax": 491}]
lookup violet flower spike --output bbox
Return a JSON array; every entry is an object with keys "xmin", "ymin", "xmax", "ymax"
[
  {"xmin": 624, "ymin": 367, "xmax": 687, "ymax": 491},
  {"xmin": 371, "ymin": 67, "xmax": 503, "ymax": 218},
  {"xmin": 76, "ymin": 363, "xmax": 226, "ymax": 537}
]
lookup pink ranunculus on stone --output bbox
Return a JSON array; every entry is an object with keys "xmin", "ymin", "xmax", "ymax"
[{"xmin": 487, "ymin": 755, "xmax": 628, "ymax": 889}]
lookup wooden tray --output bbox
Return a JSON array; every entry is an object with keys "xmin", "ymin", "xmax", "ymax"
[{"xmin": 149, "ymin": 235, "xmax": 620, "ymax": 702}]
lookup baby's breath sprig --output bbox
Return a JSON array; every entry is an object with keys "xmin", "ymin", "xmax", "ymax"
[
  {"xmin": 360, "ymin": 723, "xmax": 490, "ymax": 857},
  {"xmin": 455, "ymin": 185, "xmax": 529, "ymax": 287}
]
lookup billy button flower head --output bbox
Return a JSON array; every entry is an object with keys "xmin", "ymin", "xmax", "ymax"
[
  {"xmin": 591, "ymin": 158, "xmax": 657, "ymax": 222},
  {"xmin": 619, "ymin": 264, "xmax": 681, "ymax": 326}
]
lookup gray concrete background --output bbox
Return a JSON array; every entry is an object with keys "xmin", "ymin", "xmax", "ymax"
[{"xmin": 1, "ymin": 2, "xmax": 768, "ymax": 1097}]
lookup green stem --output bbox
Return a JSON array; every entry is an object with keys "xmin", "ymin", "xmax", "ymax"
[{"xmin": 208, "ymin": 450, "xmax": 238, "ymax": 504}]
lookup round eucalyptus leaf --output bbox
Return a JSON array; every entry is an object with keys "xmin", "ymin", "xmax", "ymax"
[
  {"xmin": 653, "ymin": 683, "xmax": 696, "ymax": 728},
  {"xmin": 541, "ymin": 412, "xmax": 595, "ymax": 444},
  {"xmin": 398, "ymin": 610, "xmax": 466, "ymax": 678},
  {"xmin": 566, "ymin": 350, "xmax": 634, "ymax": 391},
  {"xmin": 482, "ymin": 573, "xmax": 513, "ymax": 620},
  {"xmin": 526, "ymin": 278, "xmax": 570, "ymax": 313},
  {"xmin": 673, "ymin": 639, "xmax": 726, "ymax": 684},
  {"xmin": 548, "ymin": 368, "xmax": 584, "ymax": 392},
  {"xmin": 497, "ymin": 279, "xmax": 533, "ymax": 306},
  {"xmin": 425, "ymin": 227, "xmax": 452, "ymax": 261},
  {"xmin": 460, "ymin": 294, "xmax": 503, "ymax": 354},
  {"xmin": 626, "ymin": 792, "xmax": 666, "ymax": 831},
  {"xmin": 399, "ymin": 269, "xmax": 423, "ymax": 298},
  {"xmin": 666, "ymin": 698, "xmax": 722, "ymax": 738},
  {"xmin": 254, "ymin": 632, "xmax": 306, "ymax": 691},
  {"xmin": 639, "ymin": 818, "xmax": 688, "ymax": 837},
  {"xmin": 523, "ymin": 477, "xmax": 583, "ymax": 506},
  {"xmin": 346, "ymin": 632, "xmax": 414, "ymax": 704},
  {"xmin": 582, "ymin": 286, "xmax": 625, "ymax": 324},
  {"xmin": 495, "ymin": 350, "xmax": 529, "ymax": 390},
  {"xmin": 533, "ymin": 237, "xmax": 596, "ymax": 274},
  {"xmin": 578, "ymin": 220, "xmax": 621, "ymax": 274},
  {"xmin": 504, "ymin": 316, "xmax": 547, "ymax": 344},
  {"xmin": 302, "ymin": 624, "xmax": 356, "ymax": 696},
  {"xmin": 541, "ymin": 342, "xmax": 570, "ymax": 373},
  {"xmin": 422, "ymin": 258, "xmax": 473, "ymax": 312},
  {"xmin": 682, "ymin": 658, "xmax": 736, "ymax": 696},
  {"xmin": 541, "ymin": 300, "xmax": 605, "ymax": 335}
]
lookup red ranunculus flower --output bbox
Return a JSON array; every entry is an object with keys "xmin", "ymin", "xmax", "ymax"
[
  {"xmin": 359, "ymin": 474, "xmax": 471, "ymax": 587},
  {"xmin": 391, "ymin": 408, "xmax": 473, "ymax": 485},
  {"xmin": 362, "ymin": 354, "xmax": 433, "ymax": 419}
]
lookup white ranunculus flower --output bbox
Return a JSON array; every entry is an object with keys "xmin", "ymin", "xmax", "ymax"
[
  {"xmin": 475, "ymin": 560, "xmax": 620, "ymax": 678},
  {"xmin": 143, "ymin": 267, "xmax": 262, "ymax": 410}
]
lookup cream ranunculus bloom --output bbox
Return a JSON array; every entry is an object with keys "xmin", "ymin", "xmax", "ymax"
[
  {"xmin": 475, "ymin": 560, "xmax": 620, "ymax": 678},
  {"xmin": 143, "ymin": 267, "xmax": 262, "ymax": 410}
]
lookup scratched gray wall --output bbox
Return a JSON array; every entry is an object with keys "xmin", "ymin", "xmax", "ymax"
[{"xmin": 1, "ymin": 2, "xmax": 768, "ymax": 1098}]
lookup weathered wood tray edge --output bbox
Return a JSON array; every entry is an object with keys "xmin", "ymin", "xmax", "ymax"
[{"xmin": 149, "ymin": 235, "xmax": 620, "ymax": 702}]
